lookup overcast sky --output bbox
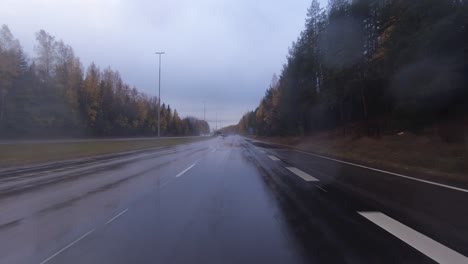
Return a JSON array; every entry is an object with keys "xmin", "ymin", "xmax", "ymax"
[{"xmin": 1, "ymin": 0, "xmax": 326, "ymax": 129}]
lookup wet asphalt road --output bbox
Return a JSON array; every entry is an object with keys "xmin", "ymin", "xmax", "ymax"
[{"xmin": 0, "ymin": 135, "xmax": 467, "ymax": 263}]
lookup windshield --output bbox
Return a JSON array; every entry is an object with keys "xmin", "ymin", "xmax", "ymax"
[{"xmin": 0, "ymin": 0, "xmax": 467, "ymax": 263}]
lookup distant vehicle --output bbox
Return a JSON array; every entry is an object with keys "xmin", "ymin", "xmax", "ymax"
[
  {"xmin": 214, "ymin": 131, "xmax": 224, "ymax": 136},
  {"xmin": 214, "ymin": 131, "xmax": 226, "ymax": 138}
]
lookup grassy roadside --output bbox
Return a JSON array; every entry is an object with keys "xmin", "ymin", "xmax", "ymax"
[
  {"xmin": 0, "ymin": 137, "xmax": 210, "ymax": 168},
  {"xmin": 254, "ymin": 133, "xmax": 468, "ymax": 185}
]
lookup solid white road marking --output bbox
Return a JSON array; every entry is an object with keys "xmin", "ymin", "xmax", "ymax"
[
  {"xmin": 268, "ymin": 155, "xmax": 280, "ymax": 161},
  {"xmin": 286, "ymin": 167, "xmax": 319, "ymax": 182},
  {"xmin": 294, "ymin": 148, "xmax": 468, "ymax": 193},
  {"xmin": 176, "ymin": 163, "xmax": 197, "ymax": 178},
  {"xmin": 105, "ymin": 208, "xmax": 128, "ymax": 225},
  {"xmin": 39, "ymin": 229, "xmax": 95, "ymax": 264},
  {"xmin": 359, "ymin": 212, "xmax": 468, "ymax": 264},
  {"xmin": 254, "ymin": 140, "xmax": 468, "ymax": 194}
]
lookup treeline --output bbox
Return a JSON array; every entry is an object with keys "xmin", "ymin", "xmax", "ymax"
[
  {"xmin": 239, "ymin": 0, "xmax": 468, "ymax": 140},
  {"xmin": 0, "ymin": 25, "xmax": 209, "ymax": 138}
]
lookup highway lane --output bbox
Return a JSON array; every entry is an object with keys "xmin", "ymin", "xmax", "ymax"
[
  {"xmin": 248, "ymin": 138, "xmax": 468, "ymax": 259},
  {"xmin": 0, "ymin": 136, "xmax": 466, "ymax": 263}
]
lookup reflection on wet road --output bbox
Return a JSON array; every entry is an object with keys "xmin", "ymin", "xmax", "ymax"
[{"xmin": 0, "ymin": 136, "xmax": 467, "ymax": 263}]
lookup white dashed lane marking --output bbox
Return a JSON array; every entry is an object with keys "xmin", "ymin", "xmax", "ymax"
[
  {"xmin": 105, "ymin": 208, "xmax": 128, "ymax": 225},
  {"xmin": 286, "ymin": 167, "xmax": 319, "ymax": 182},
  {"xmin": 359, "ymin": 211, "xmax": 468, "ymax": 264},
  {"xmin": 268, "ymin": 155, "xmax": 280, "ymax": 161},
  {"xmin": 176, "ymin": 163, "xmax": 197, "ymax": 178},
  {"xmin": 39, "ymin": 229, "xmax": 95, "ymax": 264},
  {"xmin": 314, "ymin": 184, "xmax": 327, "ymax": 192}
]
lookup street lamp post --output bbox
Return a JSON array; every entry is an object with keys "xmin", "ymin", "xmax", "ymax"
[{"xmin": 155, "ymin": 52, "xmax": 165, "ymax": 137}]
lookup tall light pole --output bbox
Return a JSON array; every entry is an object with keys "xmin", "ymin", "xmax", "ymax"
[
  {"xmin": 203, "ymin": 101, "xmax": 206, "ymax": 121},
  {"xmin": 155, "ymin": 52, "xmax": 165, "ymax": 137}
]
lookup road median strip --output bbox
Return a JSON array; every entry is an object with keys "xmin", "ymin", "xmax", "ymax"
[{"xmin": 0, "ymin": 137, "xmax": 210, "ymax": 168}]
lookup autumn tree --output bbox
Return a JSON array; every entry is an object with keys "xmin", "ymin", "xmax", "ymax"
[
  {"xmin": 0, "ymin": 25, "xmax": 27, "ymax": 135},
  {"xmin": 239, "ymin": 0, "xmax": 468, "ymax": 141}
]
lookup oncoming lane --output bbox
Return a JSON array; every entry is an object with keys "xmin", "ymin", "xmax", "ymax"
[{"xmin": 0, "ymin": 138, "xmax": 213, "ymax": 264}]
